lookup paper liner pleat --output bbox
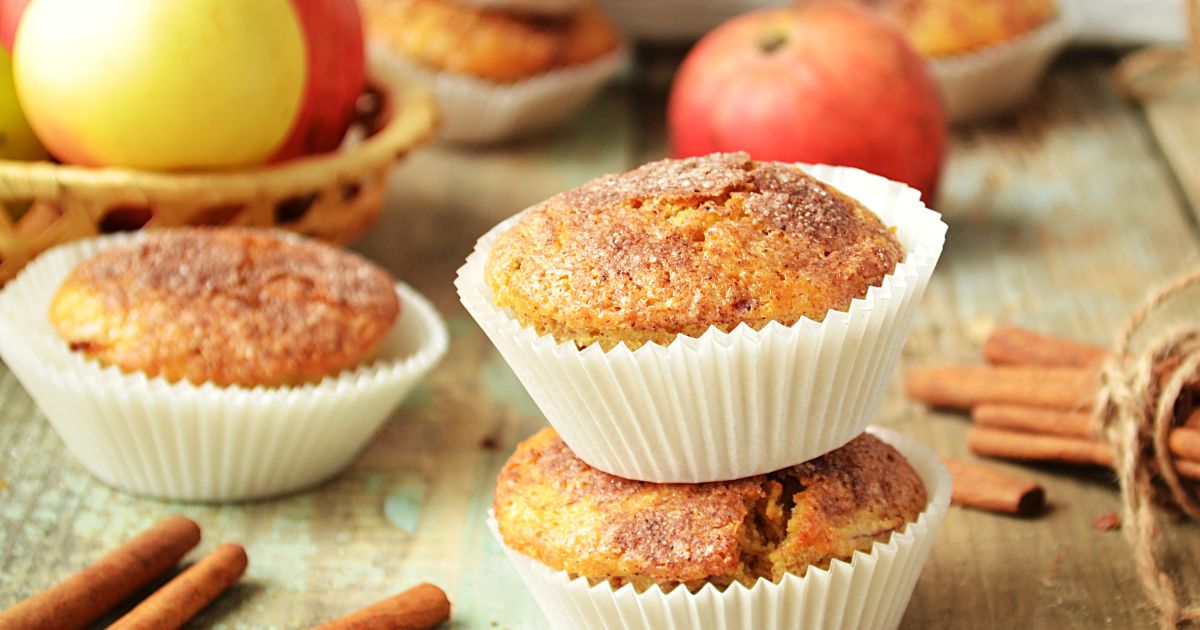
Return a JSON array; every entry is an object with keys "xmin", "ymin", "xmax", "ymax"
[
  {"xmin": 490, "ymin": 427, "xmax": 951, "ymax": 630},
  {"xmin": 457, "ymin": 164, "xmax": 947, "ymax": 482},
  {"xmin": 369, "ymin": 44, "xmax": 629, "ymax": 144},
  {"xmin": 0, "ymin": 232, "xmax": 448, "ymax": 502}
]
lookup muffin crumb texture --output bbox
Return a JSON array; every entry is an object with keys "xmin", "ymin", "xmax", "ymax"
[
  {"xmin": 494, "ymin": 429, "xmax": 928, "ymax": 592},
  {"xmin": 485, "ymin": 152, "xmax": 904, "ymax": 349},
  {"xmin": 49, "ymin": 228, "xmax": 400, "ymax": 388}
]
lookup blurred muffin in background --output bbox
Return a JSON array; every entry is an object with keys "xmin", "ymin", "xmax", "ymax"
[
  {"xmin": 363, "ymin": 0, "xmax": 620, "ymax": 82},
  {"xmin": 362, "ymin": 0, "xmax": 627, "ymax": 142},
  {"xmin": 859, "ymin": 0, "xmax": 1058, "ymax": 56},
  {"xmin": 843, "ymin": 0, "xmax": 1069, "ymax": 123}
]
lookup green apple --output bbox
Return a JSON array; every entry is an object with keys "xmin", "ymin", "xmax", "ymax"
[
  {"xmin": 13, "ymin": 0, "xmax": 307, "ymax": 169},
  {"xmin": 0, "ymin": 44, "xmax": 43, "ymax": 160}
]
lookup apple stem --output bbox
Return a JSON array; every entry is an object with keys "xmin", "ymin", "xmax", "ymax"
[{"xmin": 758, "ymin": 32, "xmax": 788, "ymax": 54}]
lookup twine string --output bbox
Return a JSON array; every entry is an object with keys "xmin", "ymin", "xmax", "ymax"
[{"xmin": 1095, "ymin": 270, "xmax": 1200, "ymax": 628}]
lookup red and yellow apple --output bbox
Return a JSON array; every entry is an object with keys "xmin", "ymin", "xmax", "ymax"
[
  {"xmin": 11, "ymin": 0, "xmax": 363, "ymax": 170},
  {"xmin": 0, "ymin": 0, "xmax": 28, "ymax": 52},
  {"xmin": 668, "ymin": 4, "xmax": 947, "ymax": 199},
  {"xmin": 0, "ymin": 44, "xmax": 43, "ymax": 160}
]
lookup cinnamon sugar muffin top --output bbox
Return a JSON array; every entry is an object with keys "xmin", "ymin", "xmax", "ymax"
[
  {"xmin": 49, "ymin": 228, "xmax": 399, "ymax": 388},
  {"xmin": 361, "ymin": 0, "xmax": 621, "ymax": 83},
  {"xmin": 484, "ymin": 153, "xmax": 904, "ymax": 349},
  {"xmin": 494, "ymin": 428, "xmax": 928, "ymax": 592}
]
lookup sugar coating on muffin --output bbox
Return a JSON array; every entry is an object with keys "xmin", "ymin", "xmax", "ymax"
[
  {"xmin": 494, "ymin": 428, "xmax": 928, "ymax": 592},
  {"xmin": 50, "ymin": 228, "xmax": 400, "ymax": 388},
  {"xmin": 862, "ymin": 0, "xmax": 1058, "ymax": 56},
  {"xmin": 361, "ymin": 0, "xmax": 621, "ymax": 82},
  {"xmin": 485, "ymin": 152, "xmax": 904, "ymax": 349}
]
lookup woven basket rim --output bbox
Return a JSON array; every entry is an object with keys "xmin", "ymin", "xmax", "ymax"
[{"xmin": 0, "ymin": 57, "xmax": 436, "ymax": 201}]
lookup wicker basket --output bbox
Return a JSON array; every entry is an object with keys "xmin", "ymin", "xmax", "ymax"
[{"xmin": 0, "ymin": 58, "xmax": 436, "ymax": 286}]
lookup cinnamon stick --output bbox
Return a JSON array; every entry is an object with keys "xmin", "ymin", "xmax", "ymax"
[
  {"xmin": 314, "ymin": 583, "xmax": 450, "ymax": 630},
  {"xmin": 973, "ymin": 405, "xmax": 1200, "ymax": 464},
  {"xmin": 944, "ymin": 458, "xmax": 1046, "ymax": 516},
  {"xmin": 983, "ymin": 325, "xmax": 1108, "ymax": 368},
  {"xmin": 109, "ymin": 543, "xmax": 247, "ymax": 630},
  {"xmin": 1176, "ymin": 458, "xmax": 1200, "ymax": 480},
  {"xmin": 972, "ymin": 404, "xmax": 1094, "ymax": 439},
  {"xmin": 967, "ymin": 426, "xmax": 1114, "ymax": 468},
  {"xmin": 905, "ymin": 365, "xmax": 1095, "ymax": 411},
  {"xmin": 0, "ymin": 515, "xmax": 201, "ymax": 630},
  {"xmin": 1167, "ymin": 427, "xmax": 1200, "ymax": 463}
]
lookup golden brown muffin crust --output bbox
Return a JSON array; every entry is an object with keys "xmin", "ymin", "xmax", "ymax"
[
  {"xmin": 361, "ymin": 0, "xmax": 621, "ymax": 82},
  {"xmin": 859, "ymin": 0, "xmax": 1057, "ymax": 56},
  {"xmin": 50, "ymin": 228, "xmax": 400, "ymax": 388},
  {"xmin": 494, "ymin": 429, "xmax": 927, "ymax": 591},
  {"xmin": 485, "ymin": 153, "xmax": 904, "ymax": 349}
]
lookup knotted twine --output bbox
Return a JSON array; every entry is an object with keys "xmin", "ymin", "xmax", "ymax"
[{"xmin": 1095, "ymin": 270, "xmax": 1200, "ymax": 629}]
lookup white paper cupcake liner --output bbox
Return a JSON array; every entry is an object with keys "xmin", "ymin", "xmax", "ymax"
[
  {"xmin": 929, "ymin": 2, "xmax": 1077, "ymax": 124},
  {"xmin": 369, "ymin": 44, "xmax": 629, "ymax": 144},
  {"xmin": 0, "ymin": 233, "xmax": 449, "ymax": 502},
  {"xmin": 490, "ymin": 427, "xmax": 952, "ymax": 630},
  {"xmin": 598, "ymin": 0, "xmax": 775, "ymax": 41},
  {"xmin": 456, "ymin": 164, "xmax": 947, "ymax": 483}
]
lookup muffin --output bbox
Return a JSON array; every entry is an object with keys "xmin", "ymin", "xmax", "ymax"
[
  {"xmin": 0, "ymin": 229, "xmax": 448, "ymax": 500},
  {"xmin": 485, "ymin": 152, "xmax": 904, "ymax": 350},
  {"xmin": 50, "ymin": 227, "xmax": 399, "ymax": 388},
  {"xmin": 861, "ymin": 0, "xmax": 1058, "ymax": 56},
  {"xmin": 362, "ymin": 0, "xmax": 620, "ymax": 83},
  {"xmin": 490, "ymin": 427, "xmax": 952, "ymax": 629},
  {"xmin": 495, "ymin": 428, "xmax": 927, "ymax": 592},
  {"xmin": 361, "ymin": 0, "xmax": 627, "ymax": 142},
  {"xmin": 458, "ymin": 161, "xmax": 946, "ymax": 482},
  {"xmin": 848, "ymin": 0, "xmax": 1070, "ymax": 123}
]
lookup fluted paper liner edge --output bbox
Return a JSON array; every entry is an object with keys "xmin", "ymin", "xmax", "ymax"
[{"xmin": 369, "ymin": 43, "xmax": 629, "ymax": 143}]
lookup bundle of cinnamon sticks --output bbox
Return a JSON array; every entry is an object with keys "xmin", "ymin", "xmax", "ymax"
[
  {"xmin": 907, "ymin": 325, "xmax": 1200, "ymax": 482},
  {"xmin": 0, "ymin": 515, "xmax": 451, "ymax": 630}
]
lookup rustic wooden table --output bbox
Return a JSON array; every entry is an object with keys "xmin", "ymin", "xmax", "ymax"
[{"xmin": 3, "ymin": 49, "xmax": 1200, "ymax": 629}]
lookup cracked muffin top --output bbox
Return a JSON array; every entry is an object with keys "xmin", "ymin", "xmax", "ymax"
[
  {"xmin": 49, "ymin": 227, "xmax": 399, "ymax": 388},
  {"xmin": 484, "ymin": 153, "xmax": 903, "ymax": 350},
  {"xmin": 493, "ymin": 428, "xmax": 927, "ymax": 592}
]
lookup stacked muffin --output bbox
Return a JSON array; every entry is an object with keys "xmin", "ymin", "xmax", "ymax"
[
  {"xmin": 361, "ymin": 0, "xmax": 627, "ymax": 142},
  {"xmin": 458, "ymin": 153, "xmax": 951, "ymax": 628}
]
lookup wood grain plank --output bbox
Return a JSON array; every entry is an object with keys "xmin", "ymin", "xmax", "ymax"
[
  {"xmin": 1142, "ymin": 81, "xmax": 1200, "ymax": 229},
  {"xmin": 891, "ymin": 54, "xmax": 1200, "ymax": 630},
  {"xmin": 3, "ymin": 53, "xmax": 1200, "ymax": 630}
]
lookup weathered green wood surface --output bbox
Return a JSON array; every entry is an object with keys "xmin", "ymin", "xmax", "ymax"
[{"xmin": 3, "ymin": 50, "xmax": 1200, "ymax": 628}]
